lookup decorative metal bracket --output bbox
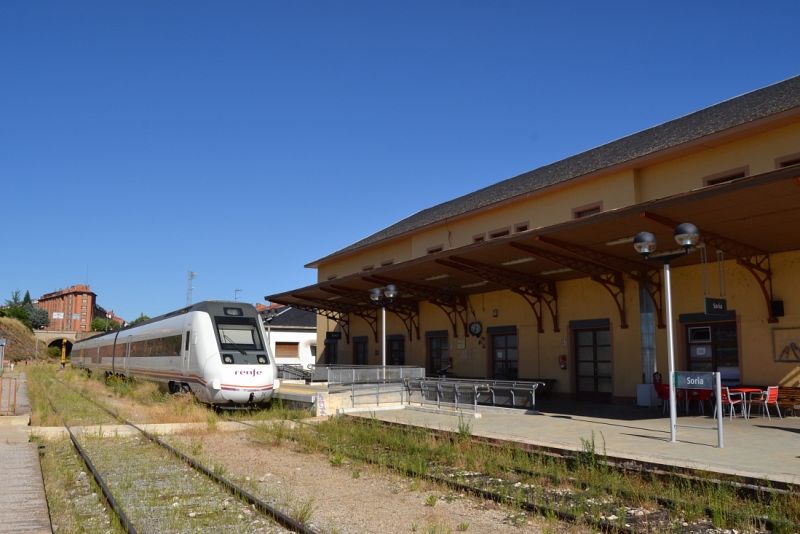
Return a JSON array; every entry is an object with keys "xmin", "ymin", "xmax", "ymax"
[
  {"xmin": 366, "ymin": 275, "xmax": 458, "ymax": 339},
  {"xmin": 287, "ymin": 296, "xmax": 352, "ymax": 343},
  {"xmin": 536, "ymin": 235, "xmax": 664, "ymax": 328},
  {"xmin": 437, "ymin": 257, "xmax": 559, "ymax": 333},
  {"xmin": 511, "ymin": 241, "xmax": 628, "ymax": 328},
  {"xmin": 641, "ymin": 211, "xmax": 777, "ymax": 323}
]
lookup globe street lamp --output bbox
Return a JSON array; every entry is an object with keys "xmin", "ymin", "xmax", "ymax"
[
  {"xmin": 634, "ymin": 223, "xmax": 700, "ymax": 443},
  {"xmin": 369, "ymin": 284, "xmax": 398, "ymax": 371}
]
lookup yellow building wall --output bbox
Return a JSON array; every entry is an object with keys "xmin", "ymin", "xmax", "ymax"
[
  {"xmin": 310, "ymin": 116, "xmax": 800, "ymax": 397},
  {"xmin": 317, "ymin": 121, "xmax": 799, "ymax": 282},
  {"xmin": 314, "ymin": 249, "xmax": 800, "ymax": 397},
  {"xmin": 317, "ymin": 237, "xmax": 413, "ymax": 281},
  {"xmin": 637, "ymin": 122, "xmax": 800, "ymax": 201}
]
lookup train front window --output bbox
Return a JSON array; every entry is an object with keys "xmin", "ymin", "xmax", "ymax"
[{"xmin": 215, "ymin": 318, "xmax": 264, "ymax": 352}]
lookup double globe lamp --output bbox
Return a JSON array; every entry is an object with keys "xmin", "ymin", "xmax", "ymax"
[
  {"xmin": 369, "ymin": 284, "xmax": 398, "ymax": 371},
  {"xmin": 633, "ymin": 223, "xmax": 700, "ymax": 443}
]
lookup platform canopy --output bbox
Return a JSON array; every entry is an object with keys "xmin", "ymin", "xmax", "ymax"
[{"xmin": 267, "ymin": 164, "xmax": 800, "ymax": 338}]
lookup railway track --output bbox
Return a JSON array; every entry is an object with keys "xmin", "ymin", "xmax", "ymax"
[
  {"xmin": 44, "ymin": 378, "xmax": 318, "ymax": 534},
  {"xmin": 232, "ymin": 413, "xmax": 796, "ymax": 533},
  {"xmin": 41, "ymin": 373, "xmax": 798, "ymax": 533}
]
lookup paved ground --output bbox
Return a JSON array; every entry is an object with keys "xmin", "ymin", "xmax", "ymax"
[
  {"xmin": 354, "ymin": 397, "xmax": 800, "ymax": 486},
  {"xmin": 0, "ymin": 372, "xmax": 52, "ymax": 534},
  {"xmin": 3, "ymin": 375, "xmax": 798, "ymax": 534}
]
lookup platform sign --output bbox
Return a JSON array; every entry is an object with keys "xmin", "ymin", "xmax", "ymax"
[
  {"xmin": 704, "ymin": 297, "xmax": 727, "ymax": 316},
  {"xmin": 675, "ymin": 371, "xmax": 714, "ymax": 390},
  {"xmin": 673, "ymin": 371, "xmax": 724, "ymax": 448}
]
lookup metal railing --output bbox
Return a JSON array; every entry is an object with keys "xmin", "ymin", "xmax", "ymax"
[
  {"xmin": 329, "ymin": 381, "xmax": 408, "ymax": 408},
  {"xmin": 406, "ymin": 377, "xmax": 543, "ymax": 412},
  {"xmin": 313, "ymin": 365, "xmax": 425, "ymax": 385},
  {"xmin": 277, "ymin": 364, "xmax": 314, "ymax": 382},
  {"xmin": 0, "ymin": 376, "xmax": 18, "ymax": 415}
]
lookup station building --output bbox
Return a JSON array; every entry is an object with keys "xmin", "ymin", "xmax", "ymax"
[
  {"xmin": 267, "ymin": 76, "xmax": 800, "ymax": 403},
  {"xmin": 36, "ymin": 284, "xmax": 97, "ymax": 333}
]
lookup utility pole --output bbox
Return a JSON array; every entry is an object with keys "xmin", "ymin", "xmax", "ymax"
[{"xmin": 186, "ymin": 271, "xmax": 196, "ymax": 306}]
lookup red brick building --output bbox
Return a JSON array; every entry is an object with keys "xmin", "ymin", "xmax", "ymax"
[{"xmin": 36, "ymin": 285, "xmax": 96, "ymax": 332}]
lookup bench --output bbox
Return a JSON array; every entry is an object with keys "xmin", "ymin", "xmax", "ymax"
[
  {"xmin": 521, "ymin": 378, "xmax": 556, "ymax": 397},
  {"xmin": 777, "ymin": 386, "xmax": 800, "ymax": 416}
]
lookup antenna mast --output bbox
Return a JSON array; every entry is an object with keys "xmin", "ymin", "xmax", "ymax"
[{"xmin": 186, "ymin": 271, "xmax": 197, "ymax": 305}]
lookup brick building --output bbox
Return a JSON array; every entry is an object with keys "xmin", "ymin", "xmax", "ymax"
[{"xmin": 36, "ymin": 285, "xmax": 96, "ymax": 332}]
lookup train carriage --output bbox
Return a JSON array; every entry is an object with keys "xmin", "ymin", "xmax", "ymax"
[{"xmin": 73, "ymin": 301, "xmax": 277, "ymax": 406}]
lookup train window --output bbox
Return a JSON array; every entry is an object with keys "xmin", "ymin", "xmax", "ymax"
[
  {"xmin": 185, "ymin": 331, "xmax": 190, "ymax": 352},
  {"xmin": 216, "ymin": 318, "xmax": 264, "ymax": 351},
  {"xmin": 223, "ymin": 307, "xmax": 243, "ymax": 316}
]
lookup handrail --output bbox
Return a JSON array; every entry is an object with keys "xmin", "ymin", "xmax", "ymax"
[{"xmin": 405, "ymin": 377, "xmax": 543, "ymax": 411}]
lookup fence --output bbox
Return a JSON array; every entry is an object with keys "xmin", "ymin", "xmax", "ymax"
[
  {"xmin": 328, "ymin": 381, "xmax": 408, "ymax": 409},
  {"xmin": 406, "ymin": 377, "xmax": 544, "ymax": 412},
  {"xmin": 277, "ymin": 364, "xmax": 314, "ymax": 382},
  {"xmin": 312, "ymin": 365, "xmax": 425, "ymax": 385},
  {"xmin": 0, "ymin": 376, "xmax": 18, "ymax": 416}
]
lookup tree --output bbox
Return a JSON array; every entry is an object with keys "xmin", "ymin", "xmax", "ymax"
[
  {"xmin": 3, "ymin": 290, "xmax": 31, "ymax": 328},
  {"xmin": 22, "ymin": 290, "xmax": 32, "ymax": 305},
  {"xmin": 5, "ymin": 290, "xmax": 23, "ymax": 307},
  {"xmin": 91, "ymin": 317, "xmax": 121, "ymax": 332},
  {"xmin": 131, "ymin": 313, "xmax": 150, "ymax": 326},
  {"xmin": 25, "ymin": 305, "xmax": 49, "ymax": 330}
]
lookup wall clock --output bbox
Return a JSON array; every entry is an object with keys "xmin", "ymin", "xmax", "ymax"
[{"xmin": 468, "ymin": 321, "xmax": 483, "ymax": 337}]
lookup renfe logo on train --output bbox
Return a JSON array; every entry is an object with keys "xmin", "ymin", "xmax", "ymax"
[{"xmin": 234, "ymin": 368, "xmax": 263, "ymax": 376}]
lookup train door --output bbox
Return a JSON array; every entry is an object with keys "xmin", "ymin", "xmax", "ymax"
[
  {"xmin": 183, "ymin": 329, "xmax": 191, "ymax": 376},
  {"xmin": 124, "ymin": 336, "xmax": 131, "ymax": 373}
]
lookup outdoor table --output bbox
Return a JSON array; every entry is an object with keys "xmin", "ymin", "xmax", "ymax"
[{"xmin": 729, "ymin": 387, "xmax": 762, "ymax": 418}]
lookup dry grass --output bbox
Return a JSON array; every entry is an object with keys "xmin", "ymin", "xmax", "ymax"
[{"xmin": 0, "ymin": 317, "xmax": 48, "ymax": 361}]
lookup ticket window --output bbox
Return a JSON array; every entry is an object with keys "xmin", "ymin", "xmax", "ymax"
[{"xmin": 686, "ymin": 323, "xmax": 740, "ymax": 385}]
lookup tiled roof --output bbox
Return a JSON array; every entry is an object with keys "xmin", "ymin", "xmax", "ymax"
[
  {"xmin": 311, "ymin": 75, "xmax": 800, "ymax": 266},
  {"xmin": 262, "ymin": 306, "xmax": 316, "ymax": 328}
]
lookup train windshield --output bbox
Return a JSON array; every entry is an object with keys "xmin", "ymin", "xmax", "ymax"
[{"xmin": 215, "ymin": 317, "xmax": 264, "ymax": 351}]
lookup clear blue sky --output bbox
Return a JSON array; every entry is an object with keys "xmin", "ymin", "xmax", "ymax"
[{"xmin": 1, "ymin": 1, "xmax": 798, "ymax": 322}]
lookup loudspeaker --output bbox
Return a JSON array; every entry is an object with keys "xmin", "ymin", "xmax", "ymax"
[{"xmin": 772, "ymin": 299, "xmax": 785, "ymax": 317}]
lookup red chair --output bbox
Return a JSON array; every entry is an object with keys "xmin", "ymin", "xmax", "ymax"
[
  {"xmin": 686, "ymin": 389, "xmax": 712, "ymax": 415},
  {"xmin": 750, "ymin": 386, "xmax": 782, "ymax": 419},
  {"xmin": 654, "ymin": 383, "xmax": 670, "ymax": 414},
  {"xmin": 714, "ymin": 387, "xmax": 746, "ymax": 420}
]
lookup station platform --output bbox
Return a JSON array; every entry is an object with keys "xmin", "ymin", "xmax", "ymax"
[
  {"xmin": 351, "ymin": 397, "xmax": 800, "ymax": 487},
  {"xmin": 0, "ymin": 372, "xmax": 52, "ymax": 533}
]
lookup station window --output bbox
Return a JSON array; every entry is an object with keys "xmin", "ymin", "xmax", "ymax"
[
  {"xmin": 514, "ymin": 222, "xmax": 529, "ymax": 233},
  {"xmin": 776, "ymin": 153, "xmax": 800, "ymax": 168},
  {"xmin": 473, "ymin": 233, "xmax": 485, "ymax": 243},
  {"xmin": 426, "ymin": 245, "xmax": 444, "ymax": 254},
  {"xmin": 489, "ymin": 227, "xmax": 510, "ymax": 239},
  {"xmin": 704, "ymin": 167, "xmax": 748, "ymax": 186},
  {"xmin": 380, "ymin": 259, "xmax": 395, "ymax": 267},
  {"xmin": 573, "ymin": 202, "xmax": 602, "ymax": 219},
  {"xmin": 361, "ymin": 265, "xmax": 374, "ymax": 272}
]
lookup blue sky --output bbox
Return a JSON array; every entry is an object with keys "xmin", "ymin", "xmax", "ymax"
[{"xmin": 1, "ymin": 1, "xmax": 798, "ymax": 321}]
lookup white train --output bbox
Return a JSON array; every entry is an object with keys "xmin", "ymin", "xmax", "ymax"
[{"xmin": 73, "ymin": 301, "xmax": 277, "ymax": 407}]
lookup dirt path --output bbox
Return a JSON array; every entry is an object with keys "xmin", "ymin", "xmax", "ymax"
[{"xmin": 170, "ymin": 429, "xmax": 588, "ymax": 534}]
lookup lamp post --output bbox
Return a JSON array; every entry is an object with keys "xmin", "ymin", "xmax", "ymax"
[
  {"xmin": 634, "ymin": 223, "xmax": 700, "ymax": 443},
  {"xmin": 369, "ymin": 284, "xmax": 398, "ymax": 373}
]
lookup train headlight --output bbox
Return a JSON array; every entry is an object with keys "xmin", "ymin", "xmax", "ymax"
[
  {"xmin": 222, "ymin": 354, "xmax": 234, "ymax": 364},
  {"xmin": 257, "ymin": 355, "xmax": 267, "ymax": 364}
]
